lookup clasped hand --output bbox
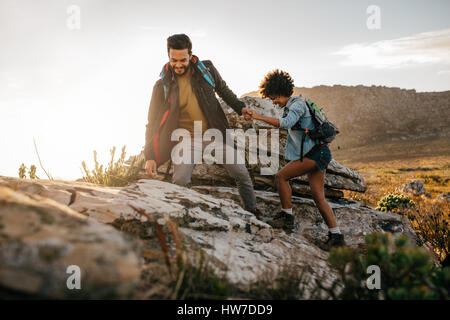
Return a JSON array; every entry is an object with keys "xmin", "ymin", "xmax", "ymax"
[{"xmin": 241, "ymin": 107, "xmax": 260, "ymax": 120}]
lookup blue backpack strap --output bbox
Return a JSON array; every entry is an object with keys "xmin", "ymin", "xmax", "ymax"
[
  {"xmin": 196, "ymin": 60, "xmax": 215, "ymax": 88},
  {"xmin": 160, "ymin": 63, "xmax": 170, "ymax": 101}
]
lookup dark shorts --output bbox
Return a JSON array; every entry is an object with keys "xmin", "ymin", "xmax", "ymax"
[{"xmin": 304, "ymin": 145, "xmax": 332, "ymax": 171}]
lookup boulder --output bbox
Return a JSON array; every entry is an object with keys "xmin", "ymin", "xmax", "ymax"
[
  {"xmin": 400, "ymin": 179, "xmax": 431, "ymax": 198},
  {"xmin": 0, "ymin": 185, "xmax": 142, "ymax": 299}
]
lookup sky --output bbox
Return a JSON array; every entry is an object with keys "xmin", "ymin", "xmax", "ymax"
[{"xmin": 1, "ymin": 0, "xmax": 449, "ymax": 181}]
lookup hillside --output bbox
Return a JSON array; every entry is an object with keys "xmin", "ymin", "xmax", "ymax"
[{"xmin": 243, "ymin": 85, "xmax": 450, "ymax": 163}]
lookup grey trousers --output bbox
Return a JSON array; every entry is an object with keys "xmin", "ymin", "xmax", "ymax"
[{"xmin": 172, "ymin": 138, "xmax": 257, "ymax": 211}]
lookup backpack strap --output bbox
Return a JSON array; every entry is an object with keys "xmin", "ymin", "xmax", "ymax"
[
  {"xmin": 191, "ymin": 56, "xmax": 215, "ymax": 88},
  {"xmin": 160, "ymin": 63, "xmax": 170, "ymax": 101}
]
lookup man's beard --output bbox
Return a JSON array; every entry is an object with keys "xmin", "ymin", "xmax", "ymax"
[{"xmin": 174, "ymin": 63, "xmax": 190, "ymax": 76}]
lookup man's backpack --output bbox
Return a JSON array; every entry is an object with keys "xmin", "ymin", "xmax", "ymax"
[{"xmin": 291, "ymin": 98, "xmax": 339, "ymax": 161}]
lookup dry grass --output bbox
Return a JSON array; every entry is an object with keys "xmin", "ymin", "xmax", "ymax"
[
  {"xmin": 341, "ymin": 155, "xmax": 450, "ymax": 208},
  {"xmin": 336, "ymin": 154, "xmax": 449, "ymax": 264}
]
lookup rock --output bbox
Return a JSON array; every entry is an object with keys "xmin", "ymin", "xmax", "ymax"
[
  {"xmin": 436, "ymin": 192, "xmax": 450, "ymax": 201},
  {"xmin": 0, "ymin": 175, "xmax": 424, "ymax": 298},
  {"xmin": 400, "ymin": 179, "xmax": 429, "ymax": 197},
  {"xmin": 0, "ymin": 175, "xmax": 428, "ymax": 299},
  {"xmin": 193, "ymin": 186, "xmax": 419, "ymax": 248},
  {"xmin": 0, "ymin": 185, "xmax": 142, "ymax": 299}
]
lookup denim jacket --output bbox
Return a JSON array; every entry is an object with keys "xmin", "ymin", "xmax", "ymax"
[{"xmin": 278, "ymin": 96, "xmax": 316, "ymax": 161}]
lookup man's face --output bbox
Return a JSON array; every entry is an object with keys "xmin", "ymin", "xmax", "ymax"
[
  {"xmin": 269, "ymin": 95, "xmax": 290, "ymax": 108},
  {"xmin": 168, "ymin": 48, "xmax": 191, "ymax": 76}
]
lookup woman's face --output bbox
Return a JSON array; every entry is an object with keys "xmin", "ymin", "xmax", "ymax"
[{"xmin": 269, "ymin": 95, "xmax": 290, "ymax": 107}]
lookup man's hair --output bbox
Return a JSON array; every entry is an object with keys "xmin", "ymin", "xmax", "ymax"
[
  {"xmin": 259, "ymin": 69, "xmax": 294, "ymax": 98},
  {"xmin": 167, "ymin": 34, "xmax": 192, "ymax": 55}
]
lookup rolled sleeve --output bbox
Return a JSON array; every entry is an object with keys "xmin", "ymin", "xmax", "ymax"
[{"xmin": 278, "ymin": 103, "xmax": 305, "ymax": 130}]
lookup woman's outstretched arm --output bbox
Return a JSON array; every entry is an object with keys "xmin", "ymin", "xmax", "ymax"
[{"xmin": 251, "ymin": 112, "xmax": 280, "ymax": 127}]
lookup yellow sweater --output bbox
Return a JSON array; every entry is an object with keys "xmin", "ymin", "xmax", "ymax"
[{"xmin": 177, "ymin": 67, "xmax": 209, "ymax": 135}]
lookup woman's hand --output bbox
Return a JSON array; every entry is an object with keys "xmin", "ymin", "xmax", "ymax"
[{"xmin": 250, "ymin": 111, "xmax": 261, "ymax": 120}]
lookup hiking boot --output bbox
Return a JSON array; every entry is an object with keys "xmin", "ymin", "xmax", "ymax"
[
  {"xmin": 324, "ymin": 232, "xmax": 346, "ymax": 250},
  {"xmin": 267, "ymin": 211, "xmax": 295, "ymax": 231},
  {"xmin": 249, "ymin": 207, "xmax": 263, "ymax": 220}
]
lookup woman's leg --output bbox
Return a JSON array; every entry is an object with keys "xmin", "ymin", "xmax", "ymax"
[
  {"xmin": 276, "ymin": 158, "xmax": 317, "ymax": 209},
  {"xmin": 308, "ymin": 169, "xmax": 338, "ymax": 228}
]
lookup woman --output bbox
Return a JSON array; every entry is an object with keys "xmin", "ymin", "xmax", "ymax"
[{"xmin": 249, "ymin": 70, "xmax": 345, "ymax": 248}]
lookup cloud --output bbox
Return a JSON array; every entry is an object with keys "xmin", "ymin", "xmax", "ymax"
[{"xmin": 334, "ymin": 28, "xmax": 450, "ymax": 69}]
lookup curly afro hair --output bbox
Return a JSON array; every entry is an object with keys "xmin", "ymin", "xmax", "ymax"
[{"xmin": 259, "ymin": 69, "xmax": 294, "ymax": 98}]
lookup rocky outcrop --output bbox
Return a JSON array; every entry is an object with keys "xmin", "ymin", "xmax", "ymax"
[
  {"xmin": 0, "ymin": 184, "xmax": 142, "ymax": 299},
  {"xmin": 0, "ymin": 175, "xmax": 420, "ymax": 298}
]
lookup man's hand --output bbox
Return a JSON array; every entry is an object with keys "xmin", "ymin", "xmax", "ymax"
[
  {"xmin": 250, "ymin": 110, "xmax": 261, "ymax": 120},
  {"xmin": 242, "ymin": 107, "xmax": 253, "ymax": 121},
  {"xmin": 145, "ymin": 160, "xmax": 158, "ymax": 178}
]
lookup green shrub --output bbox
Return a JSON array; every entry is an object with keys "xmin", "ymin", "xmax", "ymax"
[
  {"xmin": 376, "ymin": 193, "xmax": 415, "ymax": 213},
  {"xmin": 323, "ymin": 233, "xmax": 449, "ymax": 299},
  {"xmin": 81, "ymin": 145, "xmax": 144, "ymax": 187}
]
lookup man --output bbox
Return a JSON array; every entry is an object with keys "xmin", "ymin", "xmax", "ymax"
[{"xmin": 144, "ymin": 34, "xmax": 261, "ymax": 218}]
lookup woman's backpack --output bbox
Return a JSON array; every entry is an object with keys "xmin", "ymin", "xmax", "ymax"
[{"xmin": 292, "ymin": 98, "xmax": 339, "ymax": 160}]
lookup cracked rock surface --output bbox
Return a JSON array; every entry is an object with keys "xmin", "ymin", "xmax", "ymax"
[{"xmin": 0, "ymin": 175, "xmax": 420, "ymax": 298}]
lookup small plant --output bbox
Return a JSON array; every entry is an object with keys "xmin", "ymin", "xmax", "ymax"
[
  {"xmin": 18, "ymin": 163, "xmax": 39, "ymax": 179},
  {"xmin": 81, "ymin": 145, "xmax": 144, "ymax": 187},
  {"xmin": 19, "ymin": 163, "xmax": 27, "ymax": 179},
  {"xmin": 376, "ymin": 193, "xmax": 415, "ymax": 213},
  {"xmin": 28, "ymin": 165, "xmax": 37, "ymax": 179},
  {"xmin": 323, "ymin": 233, "xmax": 449, "ymax": 299}
]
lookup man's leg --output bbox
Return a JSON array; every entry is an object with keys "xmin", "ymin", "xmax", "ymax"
[
  {"xmin": 172, "ymin": 137, "xmax": 198, "ymax": 186},
  {"xmin": 222, "ymin": 162, "xmax": 257, "ymax": 211},
  {"xmin": 172, "ymin": 162, "xmax": 195, "ymax": 186}
]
